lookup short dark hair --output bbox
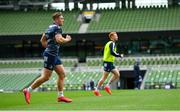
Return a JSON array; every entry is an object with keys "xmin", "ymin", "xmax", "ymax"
[{"xmin": 52, "ymin": 12, "xmax": 62, "ymax": 20}]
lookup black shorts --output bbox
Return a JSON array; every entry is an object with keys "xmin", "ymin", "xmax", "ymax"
[
  {"xmin": 43, "ymin": 52, "xmax": 62, "ymax": 70},
  {"xmin": 103, "ymin": 61, "xmax": 115, "ymax": 72}
]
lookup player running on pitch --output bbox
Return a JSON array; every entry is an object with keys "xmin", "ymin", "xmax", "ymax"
[
  {"xmin": 93, "ymin": 32, "xmax": 123, "ymax": 96},
  {"xmin": 23, "ymin": 12, "xmax": 72, "ymax": 104}
]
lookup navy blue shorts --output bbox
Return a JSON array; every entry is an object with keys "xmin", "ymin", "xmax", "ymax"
[
  {"xmin": 103, "ymin": 61, "xmax": 115, "ymax": 72},
  {"xmin": 43, "ymin": 52, "xmax": 62, "ymax": 70}
]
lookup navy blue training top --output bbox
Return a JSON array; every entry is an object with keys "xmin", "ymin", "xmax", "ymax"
[{"xmin": 44, "ymin": 23, "xmax": 62, "ymax": 56}]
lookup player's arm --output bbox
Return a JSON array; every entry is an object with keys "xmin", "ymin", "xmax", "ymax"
[
  {"xmin": 40, "ymin": 33, "xmax": 47, "ymax": 48},
  {"xmin": 55, "ymin": 34, "xmax": 71, "ymax": 44},
  {"xmin": 110, "ymin": 42, "xmax": 123, "ymax": 58}
]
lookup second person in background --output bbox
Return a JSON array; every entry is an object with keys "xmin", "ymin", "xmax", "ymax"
[{"xmin": 93, "ymin": 32, "xmax": 123, "ymax": 96}]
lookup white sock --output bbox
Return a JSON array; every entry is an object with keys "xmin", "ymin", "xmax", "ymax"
[
  {"xmin": 95, "ymin": 86, "xmax": 100, "ymax": 91},
  {"xmin": 106, "ymin": 84, "xmax": 110, "ymax": 87},
  {"xmin": 58, "ymin": 91, "xmax": 64, "ymax": 97},
  {"xmin": 27, "ymin": 86, "xmax": 33, "ymax": 92}
]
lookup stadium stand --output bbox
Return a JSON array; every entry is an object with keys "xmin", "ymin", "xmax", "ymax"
[
  {"xmin": 2, "ymin": 66, "xmax": 179, "ymax": 91},
  {"xmin": 0, "ymin": 10, "xmax": 81, "ymax": 35},
  {"xmin": 0, "ymin": 58, "xmax": 78, "ymax": 68},
  {"xmin": 40, "ymin": 71, "xmax": 109, "ymax": 91},
  {"xmin": 0, "ymin": 55, "xmax": 180, "ymax": 68},
  {"xmin": 88, "ymin": 7, "xmax": 180, "ymax": 32},
  {"xmin": 0, "ymin": 7, "xmax": 180, "ymax": 35},
  {"xmin": 0, "ymin": 69, "xmax": 40, "ymax": 91},
  {"xmin": 144, "ymin": 69, "xmax": 180, "ymax": 89},
  {"xmin": 1, "ymin": 55, "xmax": 180, "ymax": 90},
  {"xmin": 0, "ymin": 55, "xmax": 179, "ymax": 68},
  {"xmin": 87, "ymin": 55, "xmax": 180, "ymax": 66}
]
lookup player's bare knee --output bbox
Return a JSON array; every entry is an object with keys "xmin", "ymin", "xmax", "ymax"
[
  {"xmin": 115, "ymin": 73, "xmax": 120, "ymax": 79},
  {"xmin": 60, "ymin": 75, "xmax": 65, "ymax": 80},
  {"xmin": 58, "ymin": 73, "xmax": 65, "ymax": 80},
  {"xmin": 100, "ymin": 78, "xmax": 105, "ymax": 83},
  {"xmin": 117, "ymin": 73, "xmax": 120, "ymax": 78}
]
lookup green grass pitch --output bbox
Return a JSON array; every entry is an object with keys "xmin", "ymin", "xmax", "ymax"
[{"xmin": 0, "ymin": 90, "xmax": 179, "ymax": 110}]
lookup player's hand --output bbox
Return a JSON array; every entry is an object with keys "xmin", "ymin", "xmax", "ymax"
[
  {"xmin": 66, "ymin": 35, "xmax": 72, "ymax": 42},
  {"xmin": 120, "ymin": 54, "xmax": 124, "ymax": 58}
]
